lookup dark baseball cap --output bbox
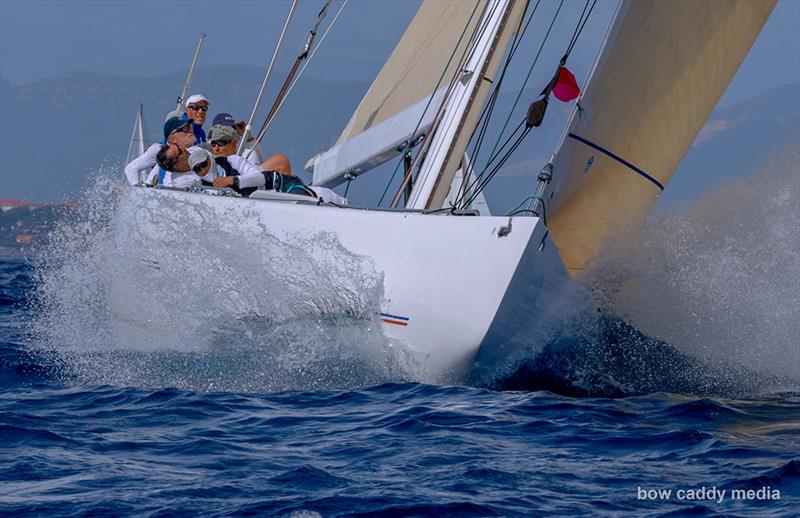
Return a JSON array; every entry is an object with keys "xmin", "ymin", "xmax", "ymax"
[
  {"xmin": 163, "ymin": 117, "xmax": 193, "ymax": 139},
  {"xmin": 212, "ymin": 113, "xmax": 236, "ymax": 127}
]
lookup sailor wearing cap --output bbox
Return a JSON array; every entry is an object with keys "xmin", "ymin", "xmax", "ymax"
[
  {"xmin": 124, "ymin": 117, "xmax": 197, "ymax": 186},
  {"xmin": 204, "ymin": 124, "xmax": 265, "ymax": 194},
  {"xmin": 184, "ymin": 93, "xmax": 210, "ymax": 143},
  {"xmin": 187, "ymin": 148, "xmax": 215, "ymax": 185},
  {"xmin": 211, "ymin": 112, "xmax": 265, "ymax": 166}
]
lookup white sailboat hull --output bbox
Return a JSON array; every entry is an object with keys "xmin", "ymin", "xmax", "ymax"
[{"xmin": 112, "ymin": 187, "xmax": 570, "ymax": 382}]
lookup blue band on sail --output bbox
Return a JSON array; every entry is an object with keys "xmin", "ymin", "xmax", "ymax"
[{"xmin": 567, "ymin": 133, "xmax": 664, "ymax": 191}]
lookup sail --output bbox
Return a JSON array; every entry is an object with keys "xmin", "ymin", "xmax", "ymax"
[
  {"xmin": 339, "ymin": 0, "xmax": 484, "ymax": 143},
  {"xmin": 546, "ymin": 0, "xmax": 775, "ymax": 275},
  {"xmin": 407, "ymin": 0, "xmax": 528, "ymax": 210},
  {"xmin": 127, "ymin": 104, "xmax": 146, "ymax": 163},
  {"xmin": 307, "ymin": 0, "xmax": 487, "ymax": 185},
  {"xmin": 126, "ymin": 104, "xmax": 148, "ymax": 183}
]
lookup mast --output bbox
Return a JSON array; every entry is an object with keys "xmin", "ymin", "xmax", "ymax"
[
  {"xmin": 176, "ymin": 34, "xmax": 206, "ymax": 112},
  {"xmin": 405, "ymin": 0, "xmax": 525, "ymax": 210}
]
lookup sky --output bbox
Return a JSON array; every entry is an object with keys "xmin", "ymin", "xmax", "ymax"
[{"xmin": 1, "ymin": 0, "xmax": 798, "ymax": 108}]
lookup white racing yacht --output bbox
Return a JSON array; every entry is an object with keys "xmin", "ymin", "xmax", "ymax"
[{"xmin": 115, "ymin": 0, "xmax": 774, "ymax": 383}]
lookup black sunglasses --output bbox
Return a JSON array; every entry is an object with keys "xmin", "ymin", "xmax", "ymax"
[
  {"xmin": 210, "ymin": 139, "xmax": 232, "ymax": 147},
  {"xmin": 192, "ymin": 159, "xmax": 210, "ymax": 173},
  {"xmin": 188, "ymin": 105, "xmax": 208, "ymax": 112}
]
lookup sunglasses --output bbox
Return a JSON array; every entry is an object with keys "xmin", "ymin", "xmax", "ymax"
[
  {"xmin": 192, "ymin": 159, "xmax": 210, "ymax": 174},
  {"xmin": 188, "ymin": 105, "xmax": 208, "ymax": 112},
  {"xmin": 171, "ymin": 125, "xmax": 192, "ymax": 135},
  {"xmin": 210, "ymin": 139, "xmax": 232, "ymax": 147}
]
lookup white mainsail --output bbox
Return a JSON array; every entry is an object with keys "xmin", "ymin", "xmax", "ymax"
[{"xmin": 545, "ymin": 0, "xmax": 775, "ymax": 275}]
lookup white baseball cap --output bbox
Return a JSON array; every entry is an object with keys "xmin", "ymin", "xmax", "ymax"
[
  {"xmin": 185, "ymin": 94, "xmax": 209, "ymax": 105},
  {"xmin": 188, "ymin": 148, "xmax": 213, "ymax": 170}
]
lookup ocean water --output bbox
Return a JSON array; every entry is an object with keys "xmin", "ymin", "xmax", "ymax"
[{"xmin": 1, "ymin": 170, "xmax": 798, "ymax": 517}]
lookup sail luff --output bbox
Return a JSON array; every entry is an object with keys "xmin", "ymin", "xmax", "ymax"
[{"xmin": 545, "ymin": 0, "xmax": 775, "ymax": 275}]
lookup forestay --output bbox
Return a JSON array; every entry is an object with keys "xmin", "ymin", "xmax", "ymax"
[{"xmin": 545, "ymin": 0, "xmax": 775, "ymax": 275}]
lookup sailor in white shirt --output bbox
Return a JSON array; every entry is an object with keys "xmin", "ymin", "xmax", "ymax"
[
  {"xmin": 211, "ymin": 112, "xmax": 265, "ymax": 167},
  {"xmin": 124, "ymin": 117, "xmax": 197, "ymax": 186}
]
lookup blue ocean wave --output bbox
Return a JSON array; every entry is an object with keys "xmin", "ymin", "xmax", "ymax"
[{"xmin": 2, "ymin": 256, "xmax": 798, "ymax": 516}]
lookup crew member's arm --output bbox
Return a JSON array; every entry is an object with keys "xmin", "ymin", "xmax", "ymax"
[
  {"xmin": 124, "ymin": 143, "xmax": 160, "ymax": 186},
  {"xmin": 212, "ymin": 156, "xmax": 267, "ymax": 189},
  {"xmin": 232, "ymin": 156, "xmax": 268, "ymax": 189}
]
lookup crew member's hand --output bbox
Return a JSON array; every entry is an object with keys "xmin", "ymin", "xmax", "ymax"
[{"xmin": 213, "ymin": 176, "xmax": 235, "ymax": 188}]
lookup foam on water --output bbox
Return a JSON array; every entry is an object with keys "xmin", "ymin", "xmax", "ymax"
[{"xmin": 29, "ymin": 173, "xmax": 419, "ymax": 391}]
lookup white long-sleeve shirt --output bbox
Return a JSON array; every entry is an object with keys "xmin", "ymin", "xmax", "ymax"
[
  {"xmin": 214, "ymin": 155, "xmax": 266, "ymax": 189},
  {"xmin": 124, "ymin": 143, "xmax": 161, "ymax": 186},
  {"xmin": 132, "ymin": 145, "xmax": 203, "ymax": 187}
]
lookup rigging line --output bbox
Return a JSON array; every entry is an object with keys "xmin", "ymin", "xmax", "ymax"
[
  {"xmin": 464, "ymin": 0, "xmax": 541, "ymax": 206},
  {"xmin": 466, "ymin": 123, "xmax": 531, "ymax": 204},
  {"xmin": 376, "ymin": 0, "xmax": 482, "ymax": 207},
  {"xmin": 464, "ymin": 126, "xmax": 531, "ymax": 206},
  {"xmin": 505, "ymin": 195, "xmax": 546, "ymax": 223},
  {"xmin": 238, "ymin": 0, "xmax": 298, "ymax": 155},
  {"xmin": 247, "ymin": 0, "xmax": 348, "ymax": 156},
  {"xmin": 564, "ymin": 0, "xmax": 591, "ymax": 57},
  {"xmin": 564, "ymin": 0, "xmax": 597, "ymax": 60},
  {"xmin": 484, "ymin": 0, "xmax": 564, "ymax": 169},
  {"xmin": 455, "ymin": 118, "xmax": 524, "ymax": 207},
  {"xmin": 463, "ymin": 126, "xmax": 529, "ymax": 208}
]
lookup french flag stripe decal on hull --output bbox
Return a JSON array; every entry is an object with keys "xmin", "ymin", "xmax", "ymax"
[{"xmin": 379, "ymin": 312, "xmax": 409, "ymax": 326}]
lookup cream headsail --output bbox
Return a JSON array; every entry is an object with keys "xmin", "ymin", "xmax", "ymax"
[
  {"xmin": 307, "ymin": 0, "xmax": 487, "ymax": 187},
  {"xmin": 545, "ymin": 0, "xmax": 775, "ymax": 275},
  {"xmin": 307, "ymin": 0, "xmax": 527, "ymax": 191}
]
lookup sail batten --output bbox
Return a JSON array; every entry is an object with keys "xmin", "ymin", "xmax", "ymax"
[{"xmin": 546, "ymin": 0, "xmax": 776, "ymax": 275}]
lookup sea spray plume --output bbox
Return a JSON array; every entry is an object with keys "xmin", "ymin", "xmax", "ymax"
[
  {"xmin": 491, "ymin": 313, "xmax": 777, "ymax": 397},
  {"xmin": 585, "ymin": 160, "xmax": 800, "ymax": 386},
  {"xmin": 485, "ymin": 158, "xmax": 799, "ymax": 397},
  {"xmin": 29, "ymin": 172, "xmax": 420, "ymax": 392}
]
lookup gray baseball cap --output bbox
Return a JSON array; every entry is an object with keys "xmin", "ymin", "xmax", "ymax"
[{"xmin": 209, "ymin": 124, "xmax": 240, "ymax": 143}]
